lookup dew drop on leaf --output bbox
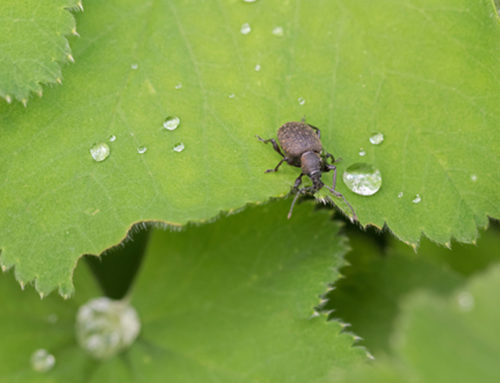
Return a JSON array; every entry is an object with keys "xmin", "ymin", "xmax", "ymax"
[
  {"xmin": 298, "ymin": 97, "xmax": 306, "ymax": 105},
  {"xmin": 456, "ymin": 291, "xmax": 474, "ymax": 312},
  {"xmin": 398, "ymin": 191, "xmax": 404, "ymax": 198},
  {"xmin": 412, "ymin": 194, "xmax": 422, "ymax": 204},
  {"xmin": 30, "ymin": 349, "xmax": 55, "ymax": 372},
  {"xmin": 358, "ymin": 148, "xmax": 366, "ymax": 157},
  {"xmin": 272, "ymin": 26, "xmax": 284, "ymax": 36},
  {"xmin": 240, "ymin": 23, "xmax": 251, "ymax": 35},
  {"xmin": 130, "ymin": 63, "xmax": 138, "ymax": 70},
  {"xmin": 228, "ymin": 93, "xmax": 236, "ymax": 99},
  {"xmin": 109, "ymin": 135, "xmax": 116, "ymax": 142},
  {"xmin": 163, "ymin": 116, "xmax": 181, "ymax": 131},
  {"xmin": 75, "ymin": 297, "xmax": 141, "ymax": 359},
  {"xmin": 173, "ymin": 142, "xmax": 185, "ymax": 152},
  {"xmin": 137, "ymin": 146, "xmax": 147, "ymax": 154},
  {"xmin": 242, "ymin": 0, "xmax": 257, "ymax": 2},
  {"xmin": 90, "ymin": 143, "xmax": 110, "ymax": 162},
  {"xmin": 369, "ymin": 132, "xmax": 384, "ymax": 145},
  {"xmin": 471, "ymin": 174, "xmax": 477, "ymax": 182},
  {"xmin": 342, "ymin": 163, "xmax": 382, "ymax": 196},
  {"xmin": 255, "ymin": 64, "xmax": 261, "ymax": 71},
  {"xmin": 175, "ymin": 83, "xmax": 182, "ymax": 89}
]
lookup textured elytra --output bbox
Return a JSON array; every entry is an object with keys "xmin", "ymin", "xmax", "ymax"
[{"xmin": 278, "ymin": 122, "xmax": 323, "ymax": 164}]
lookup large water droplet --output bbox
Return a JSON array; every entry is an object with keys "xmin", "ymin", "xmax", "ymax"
[
  {"xmin": 342, "ymin": 163, "xmax": 382, "ymax": 196},
  {"xmin": 240, "ymin": 23, "xmax": 251, "ymax": 35},
  {"xmin": 31, "ymin": 349, "xmax": 55, "ymax": 372},
  {"xmin": 90, "ymin": 143, "xmax": 110, "ymax": 162},
  {"xmin": 163, "ymin": 116, "xmax": 180, "ymax": 131},
  {"xmin": 272, "ymin": 26, "xmax": 284, "ymax": 36},
  {"xmin": 173, "ymin": 142, "xmax": 185, "ymax": 152},
  {"xmin": 76, "ymin": 297, "xmax": 141, "ymax": 359},
  {"xmin": 137, "ymin": 146, "xmax": 147, "ymax": 154},
  {"xmin": 298, "ymin": 97, "xmax": 306, "ymax": 105},
  {"xmin": 369, "ymin": 132, "xmax": 384, "ymax": 145},
  {"xmin": 412, "ymin": 194, "xmax": 422, "ymax": 204}
]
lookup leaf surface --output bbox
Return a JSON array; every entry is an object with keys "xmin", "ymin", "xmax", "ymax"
[
  {"xmin": 0, "ymin": 201, "xmax": 365, "ymax": 382},
  {"xmin": 0, "ymin": 0, "xmax": 80, "ymax": 104},
  {"xmin": 336, "ymin": 263, "xmax": 500, "ymax": 383},
  {"xmin": 1, "ymin": 0, "xmax": 499, "ymax": 294}
]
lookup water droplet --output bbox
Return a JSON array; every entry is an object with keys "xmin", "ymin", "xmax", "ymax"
[
  {"xmin": 130, "ymin": 63, "xmax": 138, "ymax": 70},
  {"xmin": 243, "ymin": 0, "xmax": 257, "ymax": 2},
  {"xmin": 358, "ymin": 148, "xmax": 366, "ymax": 157},
  {"xmin": 76, "ymin": 297, "xmax": 141, "ymax": 359},
  {"xmin": 342, "ymin": 163, "xmax": 382, "ymax": 196},
  {"xmin": 298, "ymin": 97, "xmax": 306, "ymax": 105},
  {"xmin": 412, "ymin": 194, "xmax": 422, "ymax": 204},
  {"xmin": 457, "ymin": 291, "xmax": 474, "ymax": 312},
  {"xmin": 175, "ymin": 83, "xmax": 182, "ymax": 89},
  {"xmin": 163, "ymin": 116, "xmax": 180, "ymax": 131},
  {"xmin": 240, "ymin": 23, "xmax": 251, "ymax": 35},
  {"xmin": 90, "ymin": 143, "xmax": 110, "ymax": 162},
  {"xmin": 137, "ymin": 146, "xmax": 147, "ymax": 154},
  {"xmin": 397, "ymin": 191, "xmax": 404, "ymax": 198},
  {"xmin": 47, "ymin": 314, "xmax": 59, "ymax": 324},
  {"xmin": 470, "ymin": 174, "xmax": 477, "ymax": 182},
  {"xmin": 31, "ymin": 349, "xmax": 55, "ymax": 373},
  {"xmin": 272, "ymin": 26, "xmax": 284, "ymax": 36},
  {"xmin": 173, "ymin": 142, "xmax": 185, "ymax": 152},
  {"xmin": 255, "ymin": 64, "xmax": 261, "ymax": 71},
  {"xmin": 109, "ymin": 135, "xmax": 116, "ymax": 142},
  {"xmin": 369, "ymin": 132, "xmax": 384, "ymax": 145},
  {"xmin": 228, "ymin": 93, "xmax": 236, "ymax": 99}
]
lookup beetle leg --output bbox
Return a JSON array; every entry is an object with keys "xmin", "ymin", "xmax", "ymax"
[
  {"xmin": 256, "ymin": 135, "xmax": 285, "ymax": 157},
  {"xmin": 292, "ymin": 173, "xmax": 304, "ymax": 191},
  {"xmin": 307, "ymin": 124, "xmax": 321, "ymax": 138},
  {"xmin": 287, "ymin": 185, "xmax": 314, "ymax": 219},
  {"xmin": 325, "ymin": 164, "xmax": 357, "ymax": 221},
  {"xmin": 265, "ymin": 158, "xmax": 287, "ymax": 173}
]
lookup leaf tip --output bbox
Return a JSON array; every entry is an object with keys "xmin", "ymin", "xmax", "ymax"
[
  {"xmin": 67, "ymin": 54, "xmax": 75, "ymax": 63},
  {"xmin": 5, "ymin": 95, "xmax": 12, "ymax": 104}
]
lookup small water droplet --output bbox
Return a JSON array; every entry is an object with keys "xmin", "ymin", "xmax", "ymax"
[
  {"xmin": 76, "ymin": 297, "xmax": 141, "ymax": 359},
  {"xmin": 397, "ymin": 191, "xmax": 404, "ymax": 198},
  {"xmin": 457, "ymin": 291, "xmax": 474, "ymax": 312},
  {"xmin": 298, "ymin": 97, "xmax": 306, "ymax": 105},
  {"xmin": 255, "ymin": 64, "xmax": 261, "ymax": 71},
  {"xmin": 109, "ymin": 135, "xmax": 116, "ymax": 142},
  {"xmin": 470, "ymin": 174, "xmax": 477, "ymax": 182},
  {"xmin": 175, "ymin": 83, "xmax": 182, "ymax": 89},
  {"xmin": 240, "ymin": 23, "xmax": 251, "ymax": 35},
  {"xmin": 130, "ymin": 63, "xmax": 138, "ymax": 70},
  {"xmin": 163, "ymin": 116, "xmax": 180, "ymax": 131},
  {"xmin": 90, "ymin": 143, "xmax": 110, "ymax": 162},
  {"xmin": 358, "ymin": 148, "xmax": 366, "ymax": 157},
  {"xmin": 272, "ymin": 26, "xmax": 284, "ymax": 36},
  {"xmin": 412, "ymin": 194, "xmax": 422, "ymax": 204},
  {"xmin": 173, "ymin": 142, "xmax": 185, "ymax": 152},
  {"xmin": 243, "ymin": 0, "xmax": 257, "ymax": 2},
  {"xmin": 137, "ymin": 146, "xmax": 147, "ymax": 154},
  {"xmin": 31, "ymin": 349, "xmax": 55, "ymax": 373},
  {"xmin": 369, "ymin": 132, "xmax": 384, "ymax": 145},
  {"xmin": 228, "ymin": 93, "xmax": 236, "ymax": 99},
  {"xmin": 342, "ymin": 163, "xmax": 382, "ymax": 196}
]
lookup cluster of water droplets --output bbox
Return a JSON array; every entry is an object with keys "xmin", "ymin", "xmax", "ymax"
[
  {"xmin": 30, "ymin": 349, "xmax": 55, "ymax": 373},
  {"xmin": 75, "ymin": 297, "xmax": 141, "ymax": 359}
]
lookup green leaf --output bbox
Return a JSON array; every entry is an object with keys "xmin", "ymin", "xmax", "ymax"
[
  {"xmin": 335, "ymin": 263, "xmax": 500, "ymax": 383},
  {"xmin": 1, "ymin": 0, "xmax": 499, "ymax": 295},
  {"xmin": 0, "ymin": 0, "xmax": 81, "ymax": 104},
  {"xmin": 0, "ymin": 201, "xmax": 366, "ymax": 382},
  {"xmin": 327, "ymin": 226, "xmax": 500, "ymax": 355}
]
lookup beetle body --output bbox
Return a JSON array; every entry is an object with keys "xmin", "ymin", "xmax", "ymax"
[{"xmin": 257, "ymin": 120, "xmax": 357, "ymax": 221}]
